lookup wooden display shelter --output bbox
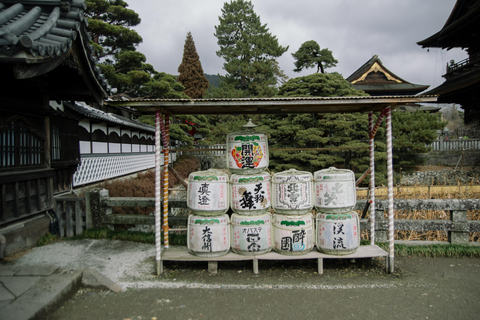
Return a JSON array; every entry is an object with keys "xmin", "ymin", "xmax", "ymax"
[{"xmin": 108, "ymin": 95, "xmax": 438, "ymax": 275}]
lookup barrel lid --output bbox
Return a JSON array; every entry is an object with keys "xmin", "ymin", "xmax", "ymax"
[
  {"xmin": 273, "ymin": 168, "xmax": 312, "ymax": 177},
  {"xmin": 315, "ymin": 167, "xmax": 354, "ymax": 175}
]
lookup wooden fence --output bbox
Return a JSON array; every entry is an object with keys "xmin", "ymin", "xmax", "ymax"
[
  {"xmin": 429, "ymin": 139, "xmax": 480, "ymax": 151},
  {"xmin": 54, "ymin": 194, "xmax": 88, "ymax": 237},
  {"xmin": 82, "ymin": 189, "xmax": 480, "ymax": 246}
]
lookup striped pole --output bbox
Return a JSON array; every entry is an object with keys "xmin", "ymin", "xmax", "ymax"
[
  {"xmin": 161, "ymin": 114, "xmax": 170, "ymax": 248},
  {"xmin": 154, "ymin": 110, "xmax": 162, "ymax": 275},
  {"xmin": 370, "ymin": 108, "xmax": 387, "ymax": 139},
  {"xmin": 385, "ymin": 106, "xmax": 395, "ymax": 273},
  {"xmin": 369, "ymin": 112, "xmax": 376, "ymax": 245}
]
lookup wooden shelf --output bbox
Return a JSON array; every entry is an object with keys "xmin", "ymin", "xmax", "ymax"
[{"xmin": 161, "ymin": 245, "xmax": 388, "ymax": 275}]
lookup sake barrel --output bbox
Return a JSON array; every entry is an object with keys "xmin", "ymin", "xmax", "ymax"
[
  {"xmin": 187, "ymin": 169, "xmax": 229, "ymax": 216},
  {"xmin": 187, "ymin": 214, "xmax": 230, "ymax": 257},
  {"xmin": 230, "ymin": 172, "xmax": 271, "ymax": 215},
  {"xmin": 231, "ymin": 213, "xmax": 272, "ymax": 255},
  {"xmin": 272, "ymin": 213, "xmax": 314, "ymax": 255},
  {"xmin": 314, "ymin": 167, "xmax": 356, "ymax": 213},
  {"xmin": 226, "ymin": 120, "xmax": 269, "ymax": 174},
  {"xmin": 316, "ymin": 211, "xmax": 360, "ymax": 255},
  {"xmin": 272, "ymin": 169, "xmax": 313, "ymax": 215}
]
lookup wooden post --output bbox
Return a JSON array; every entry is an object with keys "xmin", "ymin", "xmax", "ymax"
[{"xmin": 85, "ymin": 191, "xmax": 93, "ymax": 229}]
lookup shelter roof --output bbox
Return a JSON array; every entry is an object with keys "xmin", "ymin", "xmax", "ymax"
[
  {"xmin": 347, "ymin": 55, "xmax": 429, "ymax": 95},
  {"xmin": 106, "ymin": 95, "xmax": 438, "ymax": 115},
  {"xmin": 0, "ymin": 0, "xmax": 111, "ymax": 103},
  {"xmin": 417, "ymin": 0, "xmax": 480, "ymax": 49}
]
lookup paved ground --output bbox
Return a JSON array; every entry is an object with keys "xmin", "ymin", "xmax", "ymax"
[{"xmin": 1, "ymin": 239, "xmax": 480, "ymax": 320}]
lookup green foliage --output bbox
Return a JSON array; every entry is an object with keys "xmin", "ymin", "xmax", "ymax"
[
  {"xmin": 86, "ymin": 0, "xmax": 142, "ymax": 59},
  {"xmin": 391, "ymin": 111, "xmax": 447, "ymax": 170},
  {"xmin": 214, "ymin": 0, "xmax": 289, "ymax": 96},
  {"xmin": 254, "ymin": 72, "xmax": 388, "ymax": 183},
  {"xmin": 292, "ymin": 40, "xmax": 338, "ymax": 74},
  {"xmin": 36, "ymin": 233, "xmax": 60, "ymax": 247},
  {"xmin": 203, "ymin": 114, "xmax": 252, "ymax": 144},
  {"xmin": 278, "ymin": 72, "xmax": 367, "ymax": 97},
  {"xmin": 177, "ymin": 32, "xmax": 210, "ymax": 98}
]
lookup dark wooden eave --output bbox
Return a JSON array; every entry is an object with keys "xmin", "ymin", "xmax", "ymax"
[
  {"xmin": 417, "ymin": 0, "xmax": 480, "ymax": 49},
  {"xmin": 106, "ymin": 95, "xmax": 439, "ymax": 115},
  {"xmin": 0, "ymin": 0, "xmax": 111, "ymax": 104}
]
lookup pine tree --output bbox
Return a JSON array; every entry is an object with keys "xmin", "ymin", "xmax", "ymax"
[
  {"xmin": 214, "ymin": 0, "xmax": 289, "ymax": 96},
  {"xmin": 292, "ymin": 40, "xmax": 338, "ymax": 74},
  {"xmin": 177, "ymin": 32, "xmax": 210, "ymax": 99}
]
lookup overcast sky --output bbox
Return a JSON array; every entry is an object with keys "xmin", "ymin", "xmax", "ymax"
[{"xmin": 127, "ymin": 0, "xmax": 466, "ymax": 93}]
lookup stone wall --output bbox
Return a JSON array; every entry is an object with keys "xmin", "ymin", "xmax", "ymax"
[{"xmin": 400, "ymin": 170, "xmax": 479, "ymax": 186}]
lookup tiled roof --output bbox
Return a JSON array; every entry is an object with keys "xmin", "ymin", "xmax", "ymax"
[
  {"xmin": 65, "ymin": 101, "xmax": 155, "ymax": 133},
  {"xmin": 0, "ymin": 0, "xmax": 112, "ymax": 97}
]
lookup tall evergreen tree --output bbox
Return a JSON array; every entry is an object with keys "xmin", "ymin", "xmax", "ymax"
[
  {"xmin": 177, "ymin": 32, "xmax": 210, "ymax": 99},
  {"xmin": 292, "ymin": 40, "xmax": 338, "ymax": 74},
  {"xmin": 214, "ymin": 0, "xmax": 289, "ymax": 96}
]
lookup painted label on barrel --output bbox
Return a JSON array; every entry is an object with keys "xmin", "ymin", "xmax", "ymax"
[
  {"xmin": 273, "ymin": 214, "xmax": 314, "ymax": 254},
  {"xmin": 231, "ymin": 174, "xmax": 271, "ymax": 213},
  {"xmin": 227, "ymin": 134, "xmax": 268, "ymax": 170},
  {"xmin": 187, "ymin": 175, "xmax": 228, "ymax": 212},
  {"xmin": 316, "ymin": 213, "xmax": 359, "ymax": 252},
  {"xmin": 273, "ymin": 174, "xmax": 313, "ymax": 212},
  {"xmin": 188, "ymin": 216, "xmax": 229, "ymax": 254},
  {"xmin": 314, "ymin": 169, "xmax": 356, "ymax": 212},
  {"xmin": 232, "ymin": 214, "xmax": 271, "ymax": 253}
]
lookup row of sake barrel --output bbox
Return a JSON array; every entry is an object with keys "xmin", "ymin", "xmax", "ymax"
[
  {"xmin": 187, "ymin": 167, "xmax": 356, "ymax": 216},
  {"xmin": 187, "ymin": 211, "xmax": 360, "ymax": 257}
]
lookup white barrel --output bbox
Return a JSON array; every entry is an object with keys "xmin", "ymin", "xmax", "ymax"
[
  {"xmin": 272, "ymin": 169, "xmax": 313, "ymax": 215},
  {"xmin": 272, "ymin": 213, "xmax": 314, "ymax": 255},
  {"xmin": 316, "ymin": 211, "xmax": 360, "ymax": 255},
  {"xmin": 226, "ymin": 121, "xmax": 269, "ymax": 174},
  {"xmin": 188, "ymin": 214, "xmax": 230, "ymax": 257},
  {"xmin": 230, "ymin": 172, "xmax": 271, "ymax": 215},
  {"xmin": 231, "ymin": 213, "xmax": 272, "ymax": 255},
  {"xmin": 314, "ymin": 167, "xmax": 356, "ymax": 213},
  {"xmin": 187, "ymin": 169, "xmax": 229, "ymax": 216}
]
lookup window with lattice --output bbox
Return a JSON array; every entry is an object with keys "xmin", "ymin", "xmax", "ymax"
[{"xmin": 0, "ymin": 119, "xmax": 44, "ymax": 169}]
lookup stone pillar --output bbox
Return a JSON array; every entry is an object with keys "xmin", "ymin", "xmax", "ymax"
[
  {"xmin": 448, "ymin": 210, "xmax": 469, "ymax": 245},
  {"xmin": 86, "ymin": 189, "xmax": 110, "ymax": 229},
  {"xmin": 374, "ymin": 210, "xmax": 388, "ymax": 243}
]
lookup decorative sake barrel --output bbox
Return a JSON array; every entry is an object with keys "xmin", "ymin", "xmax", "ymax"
[
  {"xmin": 226, "ymin": 120, "xmax": 269, "ymax": 175},
  {"xmin": 187, "ymin": 169, "xmax": 229, "ymax": 216},
  {"xmin": 187, "ymin": 214, "xmax": 230, "ymax": 257},
  {"xmin": 314, "ymin": 167, "xmax": 357, "ymax": 213},
  {"xmin": 316, "ymin": 211, "xmax": 360, "ymax": 255},
  {"xmin": 230, "ymin": 172, "xmax": 271, "ymax": 215},
  {"xmin": 272, "ymin": 213, "xmax": 314, "ymax": 255},
  {"xmin": 231, "ymin": 213, "xmax": 272, "ymax": 255},
  {"xmin": 272, "ymin": 169, "xmax": 313, "ymax": 215}
]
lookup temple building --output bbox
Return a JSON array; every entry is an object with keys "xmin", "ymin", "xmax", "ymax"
[
  {"xmin": 417, "ymin": 0, "xmax": 480, "ymax": 124},
  {"xmin": 0, "ymin": 0, "xmax": 154, "ymax": 256},
  {"xmin": 347, "ymin": 55, "xmax": 437, "ymax": 112},
  {"xmin": 347, "ymin": 55, "xmax": 429, "ymax": 96}
]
